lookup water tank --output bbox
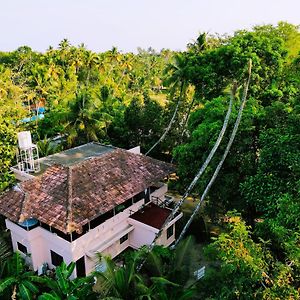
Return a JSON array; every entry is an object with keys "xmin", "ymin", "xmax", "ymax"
[
  {"xmin": 18, "ymin": 218, "xmax": 39, "ymax": 229},
  {"xmin": 17, "ymin": 131, "xmax": 33, "ymax": 149}
]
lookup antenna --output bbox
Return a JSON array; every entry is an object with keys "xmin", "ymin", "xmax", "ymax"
[{"xmin": 16, "ymin": 131, "xmax": 40, "ymax": 173}]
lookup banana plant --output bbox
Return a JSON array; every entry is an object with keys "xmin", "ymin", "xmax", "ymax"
[
  {"xmin": 0, "ymin": 252, "xmax": 45, "ymax": 300},
  {"xmin": 38, "ymin": 262, "xmax": 95, "ymax": 300}
]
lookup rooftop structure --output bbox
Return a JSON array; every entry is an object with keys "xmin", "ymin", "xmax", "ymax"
[
  {"xmin": 1, "ymin": 144, "xmax": 173, "ymax": 234},
  {"xmin": 0, "ymin": 142, "xmax": 182, "ymax": 277}
]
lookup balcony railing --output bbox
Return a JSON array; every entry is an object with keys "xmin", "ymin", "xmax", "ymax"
[{"xmin": 151, "ymin": 195, "xmax": 174, "ymax": 209}]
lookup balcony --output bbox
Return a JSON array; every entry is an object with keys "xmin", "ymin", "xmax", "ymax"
[{"xmin": 151, "ymin": 194, "xmax": 175, "ymax": 209}]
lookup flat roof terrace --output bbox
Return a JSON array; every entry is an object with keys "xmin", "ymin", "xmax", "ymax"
[
  {"xmin": 129, "ymin": 203, "xmax": 172, "ymax": 229},
  {"xmin": 36, "ymin": 142, "xmax": 115, "ymax": 175},
  {"xmin": 40, "ymin": 142, "xmax": 115, "ymax": 166},
  {"xmin": 12, "ymin": 142, "xmax": 116, "ymax": 179}
]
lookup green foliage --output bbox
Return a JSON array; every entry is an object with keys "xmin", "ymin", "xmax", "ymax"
[
  {"xmin": 141, "ymin": 237, "xmax": 199, "ymax": 299},
  {"xmin": 108, "ymin": 94, "xmax": 165, "ymax": 154},
  {"xmin": 94, "ymin": 239, "xmax": 198, "ymax": 300},
  {"xmin": 39, "ymin": 262, "xmax": 95, "ymax": 300},
  {"xmin": 0, "ymin": 122, "xmax": 16, "ymax": 191},
  {"xmin": 60, "ymin": 90, "xmax": 106, "ymax": 146},
  {"xmin": 0, "ymin": 252, "xmax": 46, "ymax": 300},
  {"xmin": 198, "ymin": 214, "xmax": 299, "ymax": 299},
  {"xmin": 36, "ymin": 113, "xmax": 64, "ymax": 139},
  {"xmin": 94, "ymin": 251, "xmax": 146, "ymax": 300},
  {"xmin": 37, "ymin": 137, "xmax": 62, "ymax": 158},
  {"xmin": 0, "ymin": 22, "xmax": 299, "ymax": 299},
  {"xmin": 0, "ymin": 235, "xmax": 12, "ymax": 278}
]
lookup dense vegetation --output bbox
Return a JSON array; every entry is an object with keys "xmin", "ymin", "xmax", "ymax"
[{"xmin": 0, "ymin": 22, "xmax": 299, "ymax": 299}]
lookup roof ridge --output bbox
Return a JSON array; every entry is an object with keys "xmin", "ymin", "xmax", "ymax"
[
  {"xmin": 66, "ymin": 166, "xmax": 75, "ymax": 233},
  {"xmin": 18, "ymin": 186, "xmax": 30, "ymax": 223}
]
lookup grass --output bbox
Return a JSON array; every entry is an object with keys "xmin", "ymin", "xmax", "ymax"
[{"xmin": 167, "ymin": 190, "xmax": 225, "ymax": 239}]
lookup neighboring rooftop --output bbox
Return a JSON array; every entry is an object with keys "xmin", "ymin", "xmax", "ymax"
[
  {"xmin": 130, "ymin": 203, "xmax": 172, "ymax": 229},
  {"xmin": 0, "ymin": 144, "xmax": 174, "ymax": 234}
]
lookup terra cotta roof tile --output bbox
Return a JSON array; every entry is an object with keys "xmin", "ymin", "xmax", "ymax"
[{"xmin": 0, "ymin": 147, "xmax": 174, "ymax": 234}]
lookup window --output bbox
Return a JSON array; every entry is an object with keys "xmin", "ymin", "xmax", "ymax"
[
  {"xmin": 90, "ymin": 210, "xmax": 114, "ymax": 229},
  {"xmin": 145, "ymin": 188, "xmax": 150, "ymax": 203},
  {"xmin": 150, "ymin": 186, "xmax": 159, "ymax": 194},
  {"xmin": 51, "ymin": 227, "xmax": 72, "ymax": 242},
  {"xmin": 133, "ymin": 191, "xmax": 145, "ymax": 203},
  {"xmin": 40, "ymin": 223, "xmax": 72, "ymax": 242},
  {"xmin": 124, "ymin": 198, "xmax": 133, "ymax": 209},
  {"xmin": 76, "ymin": 256, "xmax": 86, "ymax": 277},
  {"xmin": 115, "ymin": 204, "xmax": 126, "ymax": 214},
  {"xmin": 17, "ymin": 242, "xmax": 27, "ymax": 254},
  {"xmin": 167, "ymin": 225, "xmax": 174, "ymax": 239},
  {"xmin": 50, "ymin": 250, "xmax": 64, "ymax": 267},
  {"xmin": 120, "ymin": 233, "xmax": 128, "ymax": 244}
]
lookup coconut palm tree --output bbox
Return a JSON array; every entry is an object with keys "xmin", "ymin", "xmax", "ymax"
[
  {"xmin": 140, "ymin": 85, "xmax": 235, "ymax": 262},
  {"xmin": 58, "ymin": 39, "xmax": 71, "ymax": 51},
  {"xmin": 175, "ymin": 60, "xmax": 252, "ymax": 246},
  {"xmin": 94, "ymin": 251, "xmax": 146, "ymax": 300},
  {"xmin": 116, "ymin": 54, "xmax": 133, "ymax": 88},
  {"xmin": 180, "ymin": 33, "xmax": 208, "ymax": 142},
  {"xmin": 0, "ymin": 235, "xmax": 12, "ymax": 279},
  {"xmin": 61, "ymin": 90, "xmax": 105, "ymax": 147},
  {"xmin": 146, "ymin": 53, "xmax": 190, "ymax": 155},
  {"xmin": 84, "ymin": 51, "xmax": 100, "ymax": 86},
  {"xmin": 37, "ymin": 137, "xmax": 61, "ymax": 158}
]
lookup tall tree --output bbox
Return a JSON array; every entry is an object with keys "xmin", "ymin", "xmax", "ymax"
[
  {"xmin": 146, "ymin": 53, "xmax": 190, "ymax": 155},
  {"xmin": 61, "ymin": 90, "xmax": 105, "ymax": 146}
]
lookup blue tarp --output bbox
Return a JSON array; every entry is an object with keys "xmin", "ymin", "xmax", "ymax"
[{"xmin": 21, "ymin": 113, "xmax": 45, "ymax": 123}]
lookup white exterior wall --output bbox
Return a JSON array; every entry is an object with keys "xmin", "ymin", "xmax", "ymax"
[
  {"xmin": 128, "ymin": 219, "xmax": 157, "ymax": 249},
  {"xmin": 72, "ymin": 199, "xmax": 144, "ymax": 274},
  {"xmin": 128, "ymin": 211, "xmax": 183, "ymax": 249},
  {"xmin": 6, "ymin": 198, "xmax": 144, "ymax": 275},
  {"xmin": 5, "ymin": 183, "xmax": 181, "ymax": 277},
  {"xmin": 6, "ymin": 219, "xmax": 73, "ymax": 270}
]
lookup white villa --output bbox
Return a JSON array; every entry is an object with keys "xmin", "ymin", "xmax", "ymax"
[{"xmin": 0, "ymin": 142, "xmax": 182, "ymax": 277}]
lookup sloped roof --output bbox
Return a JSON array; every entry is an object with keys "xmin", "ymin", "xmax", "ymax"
[{"xmin": 0, "ymin": 148, "xmax": 174, "ymax": 234}]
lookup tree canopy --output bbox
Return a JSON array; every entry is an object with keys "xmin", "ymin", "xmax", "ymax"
[{"xmin": 0, "ymin": 21, "xmax": 299, "ymax": 299}]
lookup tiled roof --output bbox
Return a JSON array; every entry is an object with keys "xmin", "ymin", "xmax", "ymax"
[
  {"xmin": 0, "ymin": 148, "xmax": 174, "ymax": 234},
  {"xmin": 129, "ymin": 203, "xmax": 172, "ymax": 229}
]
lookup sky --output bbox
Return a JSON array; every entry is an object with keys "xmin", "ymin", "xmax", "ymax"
[{"xmin": 0, "ymin": 0, "xmax": 299, "ymax": 53}]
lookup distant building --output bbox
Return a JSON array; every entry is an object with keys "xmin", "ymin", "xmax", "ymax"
[{"xmin": 0, "ymin": 142, "xmax": 182, "ymax": 277}]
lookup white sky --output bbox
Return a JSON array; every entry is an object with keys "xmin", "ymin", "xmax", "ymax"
[{"xmin": 0, "ymin": 0, "xmax": 299, "ymax": 53}]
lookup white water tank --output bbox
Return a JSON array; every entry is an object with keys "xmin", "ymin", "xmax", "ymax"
[{"xmin": 17, "ymin": 131, "xmax": 33, "ymax": 149}]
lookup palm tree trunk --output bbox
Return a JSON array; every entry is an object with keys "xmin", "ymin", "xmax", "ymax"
[
  {"xmin": 173, "ymin": 60, "xmax": 252, "ymax": 247},
  {"xmin": 180, "ymin": 96, "xmax": 196, "ymax": 140},
  {"xmin": 86, "ymin": 71, "xmax": 90, "ymax": 87},
  {"xmin": 150, "ymin": 85, "xmax": 233, "ymax": 243},
  {"xmin": 146, "ymin": 82, "xmax": 184, "ymax": 156},
  {"xmin": 137, "ymin": 77, "xmax": 236, "ymax": 271},
  {"xmin": 170, "ymin": 96, "xmax": 196, "ymax": 163}
]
